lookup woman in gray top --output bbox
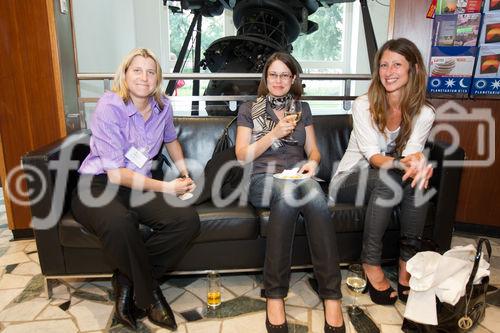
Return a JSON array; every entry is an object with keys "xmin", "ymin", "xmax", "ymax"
[{"xmin": 235, "ymin": 52, "xmax": 344, "ymax": 333}]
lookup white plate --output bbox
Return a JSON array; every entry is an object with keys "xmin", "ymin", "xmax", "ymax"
[
  {"xmin": 273, "ymin": 173, "xmax": 310, "ymax": 180},
  {"xmin": 178, "ymin": 192, "xmax": 194, "ymax": 200}
]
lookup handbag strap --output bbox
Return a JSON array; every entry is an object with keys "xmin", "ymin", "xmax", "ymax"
[
  {"xmin": 222, "ymin": 116, "xmax": 237, "ymax": 142},
  {"xmin": 224, "ymin": 116, "xmax": 238, "ymax": 132},
  {"xmin": 465, "ymin": 238, "xmax": 492, "ymax": 290}
]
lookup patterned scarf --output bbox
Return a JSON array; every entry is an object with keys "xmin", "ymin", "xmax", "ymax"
[
  {"xmin": 251, "ymin": 95, "xmax": 290, "ymax": 150},
  {"xmin": 267, "ymin": 94, "xmax": 292, "ymax": 111}
]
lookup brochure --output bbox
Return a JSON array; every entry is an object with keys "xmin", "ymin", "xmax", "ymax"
[
  {"xmin": 428, "ymin": 46, "xmax": 477, "ymax": 94},
  {"xmin": 436, "ymin": 0, "xmax": 483, "ymax": 14},
  {"xmin": 456, "ymin": 13, "xmax": 482, "ymax": 45},
  {"xmin": 433, "ymin": 15, "xmax": 457, "ymax": 45},
  {"xmin": 483, "ymin": 0, "xmax": 500, "ymax": 12},
  {"xmin": 479, "ymin": 12, "xmax": 500, "ymax": 44},
  {"xmin": 471, "ymin": 45, "xmax": 500, "ymax": 94},
  {"xmin": 433, "ymin": 13, "xmax": 481, "ymax": 46}
]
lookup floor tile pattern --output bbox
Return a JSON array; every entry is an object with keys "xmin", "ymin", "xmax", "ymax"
[{"xmin": 0, "ymin": 190, "xmax": 498, "ymax": 332}]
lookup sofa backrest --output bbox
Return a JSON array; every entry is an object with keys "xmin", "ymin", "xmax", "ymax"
[
  {"xmin": 172, "ymin": 115, "xmax": 352, "ymax": 181},
  {"xmin": 22, "ymin": 115, "xmax": 353, "ymax": 219},
  {"xmin": 173, "ymin": 116, "xmax": 237, "ymax": 177}
]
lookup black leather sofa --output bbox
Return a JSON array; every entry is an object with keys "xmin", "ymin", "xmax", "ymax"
[{"xmin": 22, "ymin": 115, "xmax": 464, "ymax": 294}]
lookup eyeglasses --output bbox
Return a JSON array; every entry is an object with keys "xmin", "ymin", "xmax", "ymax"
[{"xmin": 267, "ymin": 72, "xmax": 293, "ymax": 81}]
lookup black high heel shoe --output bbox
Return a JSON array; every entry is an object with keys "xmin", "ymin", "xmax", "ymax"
[
  {"xmin": 265, "ymin": 299, "xmax": 288, "ymax": 333},
  {"xmin": 366, "ymin": 279, "xmax": 397, "ymax": 305},
  {"xmin": 323, "ymin": 301, "xmax": 345, "ymax": 333},
  {"xmin": 111, "ymin": 273, "xmax": 137, "ymax": 329},
  {"xmin": 398, "ymin": 282, "xmax": 410, "ymax": 303},
  {"xmin": 325, "ymin": 322, "xmax": 346, "ymax": 333}
]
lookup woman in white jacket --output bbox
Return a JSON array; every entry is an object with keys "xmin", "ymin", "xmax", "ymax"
[{"xmin": 330, "ymin": 38, "xmax": 435, "ymax": 305}]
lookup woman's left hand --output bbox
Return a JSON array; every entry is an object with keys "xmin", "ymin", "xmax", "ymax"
[
  {"xmin": 401, "ymin": 153, "xmax": 433, "ymax": 189},
  {"xmin": 298, "ymin": 160, "xmax": 318, "ymax": 176}
]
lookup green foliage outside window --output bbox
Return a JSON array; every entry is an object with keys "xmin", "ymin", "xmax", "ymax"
[
  {"xmin": 292, "ymin": 5, "xmax": 344, "ymax": 62},
  {"xmin": 169, "ymin": 5, "xmax": 344, "ymax": 70},
  {"xmin": 168, "ymin": 11, "xmax": 224, "ymax": 72}
]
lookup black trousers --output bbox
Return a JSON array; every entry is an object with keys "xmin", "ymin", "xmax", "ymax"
[
  {"xmin": 333, "ymin": 168, "xmax": 429, "ymax": 264},
  {"xmin": 71, "ymin": 175, "xmax": 200, "ymax": 308},
  {"xmin": 249, "ymin": 174, "xmax": 342, "ymax": 300}
]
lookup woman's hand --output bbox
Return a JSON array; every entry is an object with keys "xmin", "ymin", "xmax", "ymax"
[
  {"xmin": 271, "ymin": 115, "xmax": 297, "ymax": 139},
  {"xmin": 298, "ymin": 160, "xmax": 318, "ymax": 176},
  {"xmin": 400, "ymin": 153, "xmax": 433, "ymax": 189},
  {"xmin": 163, "ymin": 177, "xmax": 196, "ymax": 195}
]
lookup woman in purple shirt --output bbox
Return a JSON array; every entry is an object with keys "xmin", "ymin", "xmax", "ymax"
[{"xmin": 71, "ymin": 48, "xmax": 199, "ymax": 330}]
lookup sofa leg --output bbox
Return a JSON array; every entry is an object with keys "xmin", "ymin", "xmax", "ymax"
[{"xmin": 44, "ymin": 277, "xmax": 55, "ymax": 299}]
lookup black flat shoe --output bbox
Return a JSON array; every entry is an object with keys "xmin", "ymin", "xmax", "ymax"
[
  {"xmin": 147, "ymin": 287, "xmax": 177, "ymax": 331},
  {"xmin": 112, "ymin": 273, "xmax": 137, "ymax": 330},
  {"xmin": 398, "ymin": 282, "xmax": 410, "ymax": 303},
  {"xmin": 366, "ymin": 279, "xmax": 397, "ymax": 305},
  {"xmin": 265, "ymin": 299, "xmax": 288, "ymax": 333}
]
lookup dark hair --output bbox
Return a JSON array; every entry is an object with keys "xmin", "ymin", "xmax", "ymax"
[
  {"xmin": 367, "ymin": 38, "xmax": 433, "ymax": 155},
  {"xmin": 257, "ymin": 52, "xmax": 303, "ymax": 98}
]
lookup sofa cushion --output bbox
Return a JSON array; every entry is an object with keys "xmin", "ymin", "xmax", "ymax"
[
  {"xmin": 257, "ymin": 203, "xmax": 366, "ymax": 237},
  {"xmin": 193, "ymin": 202, "xmax": 259, "ymax": 243},
  {"xmin": 59, "ymin": 202, "xmax": 259, "ymax": 249},
  {"xmin": 258, "ymin": 202, "xmax": 436, "ymax": 237}
]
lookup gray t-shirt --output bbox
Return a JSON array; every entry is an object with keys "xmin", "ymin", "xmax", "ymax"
[{"xmin": 237, "ymin": 100, "xmax": 313, "ymax": 175}]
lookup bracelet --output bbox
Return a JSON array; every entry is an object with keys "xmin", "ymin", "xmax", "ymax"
[{"xmin": 392, "ymin": 157, "xmax": 404, "ymax": 170}]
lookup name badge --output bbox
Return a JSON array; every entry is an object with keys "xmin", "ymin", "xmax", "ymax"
[{"xmin": 125, "ymin": 146, "xmax": 148, "ymax": 168}]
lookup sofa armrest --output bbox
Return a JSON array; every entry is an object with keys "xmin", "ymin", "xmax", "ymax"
[
  {"xmin": 21, "ymin": 130, "xmax": 91, "ymax": 275},
  {"xmin": 427, "ymin": 140, "xmax": 465, "ymax": 252}
]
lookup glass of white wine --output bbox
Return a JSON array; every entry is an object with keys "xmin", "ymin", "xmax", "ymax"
[
  {"xmin": 282, "ymin": 99, "xmax": 302, "ymax": 145},
  {"xmin": 346, "ymin": 264, "xmax": 366, "ymax": 315}
]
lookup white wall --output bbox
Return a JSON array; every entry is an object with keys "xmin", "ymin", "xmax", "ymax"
[{"xmin": 73, "ymin": 0, "xmax": 136, "ymax": 73}]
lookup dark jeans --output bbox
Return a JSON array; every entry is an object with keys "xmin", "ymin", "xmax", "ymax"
[
  {"xmin": 332, "ymin": 168, "xmax": 429, "ymax": 264},
  {"xmin": 71, "ymin": 175, "xmax": 200, "ymax": 308},
  {"xmin": 249, "ymin": 173, "xmax": 342, "ymax": 300}
]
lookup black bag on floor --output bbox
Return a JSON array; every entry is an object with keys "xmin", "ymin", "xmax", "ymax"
[{"xmin": 402, "ymin": 238, "xmax": 491, "ymax": 333}]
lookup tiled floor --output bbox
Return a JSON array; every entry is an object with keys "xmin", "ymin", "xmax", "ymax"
[{"xmin": 0, "ymin": 190, "xmax": 499, "ymax": 332}]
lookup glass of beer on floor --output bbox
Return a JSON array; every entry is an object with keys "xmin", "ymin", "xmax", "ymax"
[{"xmin": 207, "ymin": 271, "xmax": 221, "ymax": 309}]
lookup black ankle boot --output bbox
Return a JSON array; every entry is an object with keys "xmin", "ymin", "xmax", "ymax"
[
  {"xmin": 112, "ymin": 273, "xmax": 137, "ymax": 329},
  {"xmin": 147, "ymin": 287, "xmax": 177, "ymax": 331}
]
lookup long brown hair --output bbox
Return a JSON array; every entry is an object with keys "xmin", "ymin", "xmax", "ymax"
[
  {"xmin": 257, "ymin": 52, "xmax": 303, "ymax": 99},
  {"xmin": 367, "ymin": 38, "xmax": 433, "ymax": 155},
  {"xmin": 112, "ymin": 48, "xmax": 165, "ymax": 109}
]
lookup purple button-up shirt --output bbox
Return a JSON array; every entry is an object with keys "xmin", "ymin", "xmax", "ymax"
[{"xmin": 79, "ymin": 91, "xmax": 177, "ymax": 177}]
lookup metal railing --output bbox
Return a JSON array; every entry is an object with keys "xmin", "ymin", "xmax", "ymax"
[{"xmin": 76, "ymin": 73, "xmax": 372, "ymax": 127}]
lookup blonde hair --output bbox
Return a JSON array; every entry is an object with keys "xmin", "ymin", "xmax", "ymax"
[
  {"xmin": 112, "ymin": 48, "xmax": 165, "ymax": 109},
  {"xmin": 367, "ymin": 38, "xmax": 433, "ymax": 155}
]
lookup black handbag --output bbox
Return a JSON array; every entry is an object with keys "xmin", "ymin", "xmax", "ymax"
[
  {"xmin": 400, "ymin": 236, "xmax": 440, "ymax": 255},
  {"xmin": 402, "ymin": 238, "xmax": 492, "ymax": 333},
  {"xmin": 212, "ymin": 116, "xmax": 237, "ymax": 157}
]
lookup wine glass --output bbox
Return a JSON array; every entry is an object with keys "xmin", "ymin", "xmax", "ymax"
[
  {"xmin": 346, "ymin": 264, "xmax": 366, "ymax": 315},
  {"xmin": 282, "ymin": 99, "xmax": 302, "ymax": 145}
]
